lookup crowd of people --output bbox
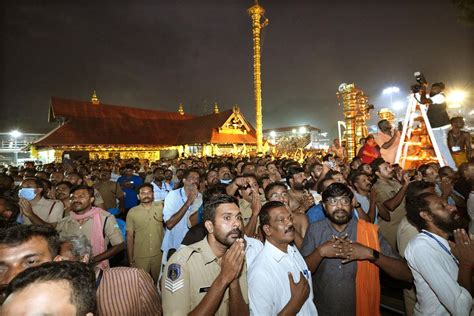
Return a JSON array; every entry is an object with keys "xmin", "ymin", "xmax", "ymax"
[{"xmin": 0, "ymin": 136, "xmax": 473, "ymax": 315}]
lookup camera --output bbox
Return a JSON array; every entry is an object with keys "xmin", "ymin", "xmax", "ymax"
[
  {"xmin": 414, "ymin": 71, "xmax": 427, "ymax": 85},
  {"xmin": 411, "ymin": 71, "xmax": 428, "ymax": 93}
]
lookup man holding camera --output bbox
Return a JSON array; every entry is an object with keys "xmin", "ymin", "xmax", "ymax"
[{"xmin": 417, "ymin": 80, "xmax": 457, "ymax": 169}]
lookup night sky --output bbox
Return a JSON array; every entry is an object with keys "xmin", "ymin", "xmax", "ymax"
[{"xmin": 1, "ymin": 0, "xmax": 473, "ymax": 137}]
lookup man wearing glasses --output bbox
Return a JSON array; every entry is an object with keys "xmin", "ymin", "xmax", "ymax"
[{"xmin": 301, "ymin": 183, "xmax": 412, "ymax": 315}]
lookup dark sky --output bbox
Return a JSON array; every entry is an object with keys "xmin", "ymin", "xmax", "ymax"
[{"xmin": 1, "ymin": 0, "xmax": 473, "ymax": 137}]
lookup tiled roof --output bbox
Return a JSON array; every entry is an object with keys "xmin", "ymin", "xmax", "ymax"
[
  {"xmin": 49, "ymin": 96, "xmax": 195, "ymax": 122},
  {"xmin": 35, "ymin": 97, "xmax": 257, "ymax": 147}
]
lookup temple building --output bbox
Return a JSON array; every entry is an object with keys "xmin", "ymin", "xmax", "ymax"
[{"xmin": 32, "ymin": 94, "xmax": 261, "ymax": 162}]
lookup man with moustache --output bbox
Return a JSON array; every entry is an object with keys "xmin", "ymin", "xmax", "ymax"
[
  {"xmin": 126, "ymin": 183, "xmax": 164, "ymax": 283},
  {"xmin": 265, "ymin": 182, "xmax": 308, "ymax": 248},
  {"xmin": 54, "ymin": 181, "xmax": 73, "ymax": 217},
  {"xmin": 249, "ymin": 201, "xmax": 317, "ymax": 315},
  {"xmin": 94, "ymin": 169, "xmax": 125, "ymax": 212},
  {"xmin": 286, "ymin": 166, "xmax": 315, "ymax": 217},
  {"xmin": 405, "ymin": 193, "xmax": 474, "ymax": 315},
  {"xmin": 217, "ymin": 164, "xmax": 233, "ymax": 185},
  {"xmin": 49, "ymin": 171, "xmax": 64, "ymax": 186},
  {"xmin": 56, "ymin": 185, "xmax": 124, "ymax": 269},
  {"xmin": 301, "ymin": 183, "xmax": 412, "ymax": 315},
  {"xmin": 234, "ymin": 175, "xmax": 263, "ymax": 237},
  {"xmin": 371, "ymin": 158, "xmax": 410, "ymax": 249},
  {"xmin": 350, "ymin": 172, "xmax": 379, "ymax": 224},
  {"xmin": 151, "ymin": 167, "xmax": 172, "ymax": 202},
  {"xmin": 162, "ymin": 169, "xmax": 202, "ymax": 266},
  {"xmin": 66, "ymin": 172, "xmax": 106, "ymax": 211},
  {"xmin": 162, "ymin": 194, "xmax": 249, "ymax": 315}
]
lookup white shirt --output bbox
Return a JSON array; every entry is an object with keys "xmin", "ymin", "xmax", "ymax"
[
  {"xmin": 244, "ymin": 236, "xmax": 263, "ymax": 267},
  {"xmin": 162, "ymin": 188, "xmax": 202, "ymax": 253},
  {"xmin": 151, "ymin": 181, "xmax": 173, "ymax": 202},
  {"xmin": 405, "ymin": 231, "xmax": 472, "ymax": 315},
  {"xmin": 249, "ymin": 241, "xmax": 318, "ymax": 316}
]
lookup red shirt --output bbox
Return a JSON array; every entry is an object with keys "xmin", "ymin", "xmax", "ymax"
[{"xmin": 360, "ymin": 143, "xmax": 381, "ymax": 164}]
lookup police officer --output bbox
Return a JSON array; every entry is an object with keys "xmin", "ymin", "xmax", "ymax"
[{"xmin": 161, "ymin": 194, "xmax": 249, "ymax": 316}]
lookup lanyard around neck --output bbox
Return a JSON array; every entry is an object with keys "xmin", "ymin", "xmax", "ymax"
[{"xmin": 421, "ymin": 230, "xmax": 459, "ymax": 265}]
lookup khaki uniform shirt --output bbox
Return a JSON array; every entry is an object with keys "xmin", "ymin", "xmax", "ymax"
[
  {"xmin": 93, "ymin": 188, "xmax": 105, "ymax": 207},
  {"xmin": 24, "ymin": 197, "xmax": 64, "ymax": 225},
  {"xmin": 373, "ymin": 178, "xmax": 406, "ymax": 250},
  {"xmin": 56, "ymin": 210, "xmax": 124, "ymax": 247},
  {"xmin": 126, "ymin": 202, "xmax": 164, "ymax": 258},
  {"xmin": 238, "ymin": 196, "xmax": 265, "ymax": 234},
  {"xmin": 162, "ymin": 238, "xmax": 248, "ymax": 316},
  {"xmin": 95, "ymin": 181, "xmax": 124, "ymax": 210}
]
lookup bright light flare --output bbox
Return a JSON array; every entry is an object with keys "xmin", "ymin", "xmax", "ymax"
[
  {"xmin": 447, "ymin": 90, "xmax": 467, "ymax": 108},
  {"xmin": 269, "ymin": 131, "xmax": 276, "ymax": 137},
  {"xmin": 392, "ymin": 101, "xmax": 404, "ymax": 111},
  {"xmin": 383, "ymin": 87, "xmax": 400, "ymax": 95},
  {"xmin": 9, "ymin": 130, "xmax": 22, "ymax": 138},
  {"xmin": 299, "ymin": 126, "xmax": 307, "ymax": 134}
]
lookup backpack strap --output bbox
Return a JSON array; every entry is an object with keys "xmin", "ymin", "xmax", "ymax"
[
  {"xmin": 102, "ymin": 216, "xmax": 109, "ymax": 239},
  {"xmin": 48, "ymin": 201, "xmax": 57, "ymax": 216}
]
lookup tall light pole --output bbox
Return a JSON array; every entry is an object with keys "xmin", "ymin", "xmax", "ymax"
[{"xmin": 248, "ymin": 1, "xmax": 268, "ymax": 154}]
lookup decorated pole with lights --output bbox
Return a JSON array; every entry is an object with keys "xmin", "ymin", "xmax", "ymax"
[
  {"xmin": 248, "ymin": 1, "xmax": 268, "ymax": 154},
  {"xmin": 337, "ymin": 83, "xmax": 372, "ymax": 158}
]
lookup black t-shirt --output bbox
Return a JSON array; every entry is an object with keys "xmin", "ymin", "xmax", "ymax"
[{"xmin": 426, "ymin": 96, "xmax": 450, "ymax": 128}]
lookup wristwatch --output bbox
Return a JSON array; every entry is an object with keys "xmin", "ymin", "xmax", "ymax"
[{"xmin": 370, "ymin": 249, "xmax": 380, "ymax": 263}]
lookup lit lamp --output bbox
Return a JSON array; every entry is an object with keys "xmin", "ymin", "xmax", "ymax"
[
  {"xmin": 382, "ymin": 86, "xmax": 400, "ymax": 107},
  {"xmin": 9, "ymin": 130, "xmax": 22, "ymax": 139},
  {"xmin": 447, "ymin": 90, "xmax": 467, "ymax": 109}
]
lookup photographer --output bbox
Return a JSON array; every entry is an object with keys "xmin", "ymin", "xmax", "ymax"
[{"xmin": 414, "ymin": 77, "xmax": 457, "ymax": 169}]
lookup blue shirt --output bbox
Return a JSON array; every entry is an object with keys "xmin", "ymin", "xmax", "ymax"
[
  {"xmin": 306, "ymin": 203, "xmax": 326, "ymax": 224},
  {"xmin": 117, "ymin": 175, "xmax": 143, "ymax": 209}
]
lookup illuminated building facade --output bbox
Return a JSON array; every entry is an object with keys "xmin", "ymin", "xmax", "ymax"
[{"xmin": 32, "ymin": 96, "xmax": 258, "ymax": 162}]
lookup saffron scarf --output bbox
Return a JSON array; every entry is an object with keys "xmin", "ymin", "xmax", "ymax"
[
  {"xmin": 355, "ymin": 219, "xmax": 381, "ymax": 316},
  {"xmin": 70, "ymin": 207, "xmax": 108, "ymax": 269}
]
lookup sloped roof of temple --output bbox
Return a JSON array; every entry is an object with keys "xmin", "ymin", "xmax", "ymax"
[{"xmin": 34, "ymin": 97, "xmax": 257, "ymax": 148}]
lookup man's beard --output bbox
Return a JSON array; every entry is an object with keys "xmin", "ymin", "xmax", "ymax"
[
  {"xmin": 432, "ymin": 211, "xmax": 467, "ymax": 234},
  {"xmin": 293, "ymin": 181, "xmax": 306, "ymax": 191},
  {"xmin": 215, "ymin": 228, "xmax": 243, "ymax": 247},
  {"xmin": 327, "ymin": 208, "xmax": 353, "ymax": 225}
]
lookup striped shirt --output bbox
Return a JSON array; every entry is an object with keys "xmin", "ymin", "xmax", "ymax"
[{"xmin": 96, "ymin": 267, "xmax": 162, "ymax": 316}]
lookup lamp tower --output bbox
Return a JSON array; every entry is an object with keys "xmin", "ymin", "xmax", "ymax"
[{"xmin": 248, "ymin": 1, "xmax": 268, "ymax": 154}]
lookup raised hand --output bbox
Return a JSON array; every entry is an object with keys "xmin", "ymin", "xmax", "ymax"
[
  {"xmin": 250, "ymin": 187, "xmax": 262, "ymax": 216},
  {"xmin": 186, "ymin": 186, "xmax": 198, "ymax": 205}
]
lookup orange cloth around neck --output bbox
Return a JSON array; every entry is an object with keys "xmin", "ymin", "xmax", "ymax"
[{"xmin": 355, "ymin": 219, "xmax": 381, "ymax": 316}]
